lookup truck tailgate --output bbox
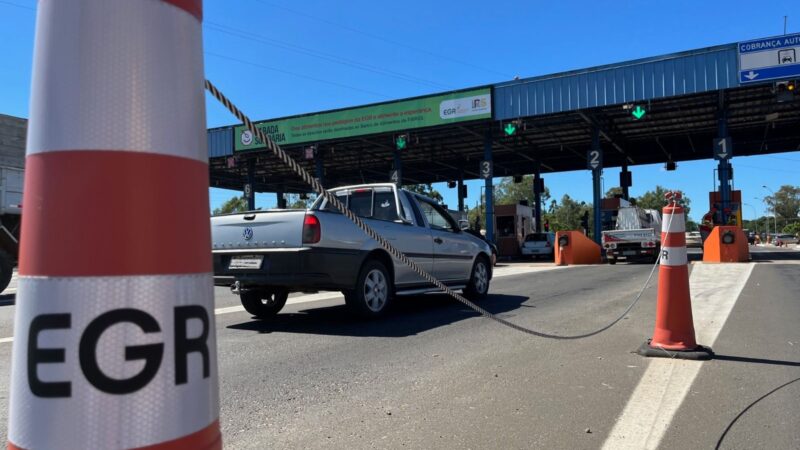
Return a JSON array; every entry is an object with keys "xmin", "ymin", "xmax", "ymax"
[
  {"xmin": 211, "ymin": 210, "xmax": 307, "ymax": 250},
  {"xmin": 603, "ymin": 229, "xmax": 656, "ymax": 243}
]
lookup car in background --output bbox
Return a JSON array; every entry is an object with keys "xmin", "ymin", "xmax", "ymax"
[
  {"xmin": 521, "ymin": 232, "xmax": 556, "ymax": 260},
  {"xmin": 774, "ymin": 233, "xmax": 799, "ymax": 245},
  {"xmin": 685, "ymin": 231, "xmax": 703, "ymax": 248}
]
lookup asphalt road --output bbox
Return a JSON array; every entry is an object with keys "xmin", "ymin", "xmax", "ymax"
[{"xmin": 0, "ymin": 246, "xmax": 798, "ymax": 449}]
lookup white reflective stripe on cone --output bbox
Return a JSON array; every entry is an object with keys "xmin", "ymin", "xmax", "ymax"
[
  {"xmin": 662, "ymin": 212, "xmax": 686, "ymax": 233},
  {"xmin": 8, "ymin": 274, "xmax": 218, "ymax": 450},
  {"xmin": 27, "ymin": 0, "xmax": 206, "ymax": 161},
  {"xmin": 659, "ymin": 246, "xmax": 688, "ymax": 266}
]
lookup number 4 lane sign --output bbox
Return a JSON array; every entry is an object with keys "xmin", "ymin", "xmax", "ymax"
[
  {"xmin": 714, "ymin": 137, "xmax": 732, "ymax": 160},
  {"xmin": 587, "ymin": 149, "xmax": 602, "ymax": 171}
]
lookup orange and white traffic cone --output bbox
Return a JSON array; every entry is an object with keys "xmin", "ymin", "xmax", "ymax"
[
  {"xmin": 638, "ymin": 191, "xmax": 713, "ymax": 360},
  {"xmin": 8, "ymin": 1, "xmax": 220, "ymax": 449}
]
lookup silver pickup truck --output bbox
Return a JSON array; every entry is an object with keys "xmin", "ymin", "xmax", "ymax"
[{"xmin": 212, "ymin": 183, "xmax": 493, "ymax": 318}]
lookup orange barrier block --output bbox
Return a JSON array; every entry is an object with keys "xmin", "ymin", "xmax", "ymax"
[
  {"xmin": 554, "ymin": 231, "xmax": 602, "ymax": 265},
  {"xmin": 702, "ymin": 226, "xmax": 749, "ymax": 263}
]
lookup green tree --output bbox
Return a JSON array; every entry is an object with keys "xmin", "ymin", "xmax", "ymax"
[
  {"xmin": 404, "ymin": 183, "xmax": 443, "ymax": 203},
  {"xmin": 494, "ymin": 175, "xmax": 551, "ymax": 206},
  {"xmin": 605, "ymin": 187, "xmax": 624, "ymax": 199},
  {"xmin": 636, "ymin": 186, "xmax": 691, "ymax": 216},
  {"xmin": 285, "ymin": 193, "xmax": 317, "ymax": 209},
  {"xmin": 212, "ymin": 195, "xmax": 249, "ymax": 216},
  {"xmin": 765, "ymin": 185, "xmax": 800, "ymax": 228},
  {"xmin": 783, "ymin": 221, "xmax": 800, "ymax": 235},
  {"xmin": 549, "ymin": 194, "xmax": 592, "ymax": 231}
]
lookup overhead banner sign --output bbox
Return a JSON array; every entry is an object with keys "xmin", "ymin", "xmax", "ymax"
[
  {"xmin": 738, "ymin": 32, "xmax": 800, "ymax": 83},
  {"xmin": 234, "ymin": 88, "xmax": 491, "ymax": 152}
]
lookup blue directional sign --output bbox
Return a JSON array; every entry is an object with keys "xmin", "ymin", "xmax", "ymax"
[{"xmin": 738, "ymin": 33, "xmax": 800, "ymax": 84}]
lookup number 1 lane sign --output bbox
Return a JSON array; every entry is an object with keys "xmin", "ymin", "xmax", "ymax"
[{"xmin": 713, "ymin": 137, "xmax": 732, "ymax": 160}]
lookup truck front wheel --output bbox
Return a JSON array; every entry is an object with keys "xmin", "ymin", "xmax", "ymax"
[{"xmin": 240, "ymin": 288, "xmax": 289, "ymax": 319}]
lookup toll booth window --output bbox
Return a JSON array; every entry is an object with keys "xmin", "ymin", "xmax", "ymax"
[
  {"xmin": 372, "ymin": 188, "xmax": 399, "ymax": 222},
  {"xmin": 496, "ymin": 216, "xmax": 515, "ymax": 237}
]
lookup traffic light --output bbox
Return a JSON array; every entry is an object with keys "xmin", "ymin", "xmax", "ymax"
[
  {"xmin": 460, "ymin": 184, "xmax": 468, "ymax": 198},
  {"xmin": 631, "ymin": 105, "xmax": 646, "ymax": 120},
  {"xmin": 502, "ymin": 119, "xmax": 523, "ymax": 136},
  {"xmin": 776, "ymin": 80, "xmax": 797, "ymax": 102},
  {"xmin": 447, "ymin": 180, "xmax": 457, "ymax": 188},
  {"xmin": 395, "ymin": 134, "xmax": 408, "ymax": 150}
]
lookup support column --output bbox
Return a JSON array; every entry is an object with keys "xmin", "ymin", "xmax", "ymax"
[
  {"xmin": 315, "ymin": 148, "xmax": 325, "ymax": 187},
  {"xmin": 392, "ymin": 150, "xmax": 403, "ymax": 185},
  {"xmin": 717, "ymin": 92, "xmax": 731, "ymax": 224},
  {"xmin": 276, "ymin": 191, "xmax": 287, "ymax": 209},
  {"xmin": 484, "ymin": 130, "xmax": 494, "ymax": 243},
  {"xmin": 246, "ymin": 158, "xmax": 256, "ymax": 211},
  {"xmin": 457, "ymin": 172, "xmax": 465, "ymax": 212},
  {"xmin": 620, "ymin": 163, "xmax": 631, "ymax": 200},
  {"xmin": 592, "ymin": 128, "xmax": 602, "ymax": 244},
  {"xmin": 533, "ymin": 162, "xmax": 543, "ymax": 233}
]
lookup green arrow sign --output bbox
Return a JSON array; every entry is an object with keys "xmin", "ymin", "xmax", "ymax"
[
  {"xmin": 396, "ymin": 135, "xmax": 407, "ymax": 150},
  {"xmin": 504, "ymin": 123, "xmax": 517, "ymax": 136},
  {"xmin": 631, "ymin": 105, "xmax": 646, "ymax": 120}
]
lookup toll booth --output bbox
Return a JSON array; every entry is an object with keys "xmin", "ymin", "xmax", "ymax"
[{"xmin": 494, "ymin": 203, "xmax": 534, "ymax": 257}]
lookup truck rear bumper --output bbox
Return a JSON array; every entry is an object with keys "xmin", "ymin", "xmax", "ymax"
[{"xmin": 213, "ymin": 247, "xmax": 365, "ymax": 291}]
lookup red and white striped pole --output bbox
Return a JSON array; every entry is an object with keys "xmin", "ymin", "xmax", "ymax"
[{"xmin": 8, "ymin": 0, "xmax": 220, "ymax": 448}]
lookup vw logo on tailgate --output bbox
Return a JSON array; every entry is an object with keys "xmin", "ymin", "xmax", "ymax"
[{"xmin": 242, "ymin": 227, "xmax": 254, "ymax": 241}]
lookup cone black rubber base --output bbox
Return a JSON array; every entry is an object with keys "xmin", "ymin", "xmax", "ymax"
[{"xmin": 637, "ymin": 340, "xmax": 714, "ymax": 361}]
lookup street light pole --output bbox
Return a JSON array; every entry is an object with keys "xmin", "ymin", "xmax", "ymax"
[
  {"xmin": 742, "ymin": 202, "xmax": 758, "ymax": 234},
  {"xmin": 762, "ymin": 186, "xmax": 778, "ymax": 236}
]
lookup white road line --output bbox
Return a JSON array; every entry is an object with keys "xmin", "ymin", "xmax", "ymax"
[
  {"xmin": 602, "ymin": 262, "xmax": 755, "ymax": 450},
  {"xmin": 0, "ymin": 264, "xmax": 569, "ymax": 344}
]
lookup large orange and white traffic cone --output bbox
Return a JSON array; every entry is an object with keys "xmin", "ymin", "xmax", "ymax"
[
  {"xmin": 638, "ymin": 192, "xmax": 713, "ymax": 360},
  {"xmin": 7, "ymin": 1, "xmax": 221, "ymax": 449}
]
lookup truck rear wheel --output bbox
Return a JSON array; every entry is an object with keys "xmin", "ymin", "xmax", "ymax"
[
  {"xmin": 345, "ymin": 259, "xmax": 392, "ymax": 318},
  {"xmin": 0, "ymin": 250, "xmax": 13, "ymax": 294},
  {"xmin": 240, "ymin": 288, "xmax": 289, "ymax": 319}
]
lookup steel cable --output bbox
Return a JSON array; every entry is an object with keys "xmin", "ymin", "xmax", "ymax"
[{"xmin": 206, "ymin": 79, "xmax": 670, "ymax": 339}]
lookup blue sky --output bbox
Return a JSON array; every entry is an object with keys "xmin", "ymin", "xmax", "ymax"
[{"xmin": 1, "ymin": 0, "xmax": 798, "ymax": 221}]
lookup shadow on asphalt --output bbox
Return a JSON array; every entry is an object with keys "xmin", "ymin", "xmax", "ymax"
[
  {"xmin": 714, "ymin": 354, "xmax": 800, "ymax": 367},
  {"xmin": 227, "ymin": 293, "xmax": 529, "ymax": 337},
  {"xmin": 0, "ymin": 294, "xmax": 15, "ymax": 306}
]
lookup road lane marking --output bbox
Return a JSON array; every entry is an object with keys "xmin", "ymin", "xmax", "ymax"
[
  {"xmin": 602, "ymin": 262, "xmax": 755, "ymax": 450},
  {"xmin": 0, "ymin": 264, "xmax": 570, "ymax": 344}
]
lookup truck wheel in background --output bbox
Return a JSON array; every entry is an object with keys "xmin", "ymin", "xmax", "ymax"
[
  {"xmin": 608, "ymin": 258, "xmax": 617, "ymax": 265},
  {"xmin": 345, "ymin": 259, "xmax": 392, "ymax": 317},
  {"xmin": 464, "ymin": 256, "xmax": 490, "ymax": 301},
  {"xmin": 0, "ymin": 249, "xmax": 13, "ymax": 293},
  {"xmin": 240, "ymin": 288, "xmax": 289, "ymax": 318}
]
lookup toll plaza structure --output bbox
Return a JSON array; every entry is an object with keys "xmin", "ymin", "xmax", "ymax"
[{"xmin": 208, "ymin": 33, "xmax": 800, "ymax": 244}]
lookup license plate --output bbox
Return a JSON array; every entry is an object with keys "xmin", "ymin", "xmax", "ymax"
[
  {"xmin": 623, "ymin": 251, "xmax": 637, "ymax": 256},
  {"xmin": 228, "ymin": 255, "xmax": 264, "ymax": 270}
]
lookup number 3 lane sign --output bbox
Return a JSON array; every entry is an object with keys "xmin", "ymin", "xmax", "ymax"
[
  {"xmin": 587, "ymin": 149, "xmax": 602, "ymax": 171},
  {"xmin": 480, "ymin": 160, "xmax": 493, "ymax": 180}
]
